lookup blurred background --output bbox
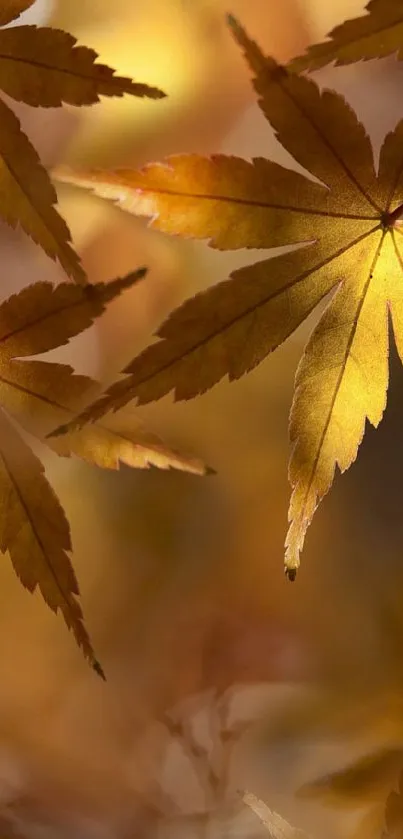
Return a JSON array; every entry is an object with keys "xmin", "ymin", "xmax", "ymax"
[{"xmin": 2, "ymin": 1, "xmax": 403, "ymax": 837}]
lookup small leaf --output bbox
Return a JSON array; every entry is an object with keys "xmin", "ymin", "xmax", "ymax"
[
  {"xmin": 288, "ymin": 0, "xmax": 403, "ymax": 74},
  {"xmin": 0, "ymin": 407, "xmax": 103, "ymax": 677},
  {"xmin": 0, "ymin": 99, "xmax": 86, "ymax": 283},
  {"xmin": 0, "ymin": 0, "xmax": 35, "ymax": 26},
  {"xmin": 50, "ymin": 411, "xmax": 211, "ymax": 476},
  {"xmin": 0, "ymin": 26, "xmax": 165, "ymax": 107},
  {"xmin": 0, "ymin": 268, "xmax": 147, "ymax": 359}
]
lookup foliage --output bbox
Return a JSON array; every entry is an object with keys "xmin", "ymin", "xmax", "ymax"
[
  {"xmin": 0, "ymin": 0, "xmax": 164, "ymax": 284},
  {"xmin": 0, "ymin": 270, "xmax": 209, "ymax": 676},
  {"xmin": 289, "ymin": 0, "xmax": 403, "ymax": 73},
  {"xmin": 51, "ymin": 9, "xmax": 403, "ymax": 582}
]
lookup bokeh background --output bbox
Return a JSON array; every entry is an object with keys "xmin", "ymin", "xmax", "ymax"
[{"xmin": 2, "ymin": 1, "xmax": 403, "ymax": 837}]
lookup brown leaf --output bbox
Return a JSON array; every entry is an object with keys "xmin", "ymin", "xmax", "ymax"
[
  {"xmin": 0, "ymin": 268, "xmax": 147, "ymax": 358},
  {"xmin": 0, "ymin": 407, "xmax": 103, "ymax": 677},
  {"xmin": 0, "ymin": 0, "xmax": 35, "ymax": 26},
  {"xmin": 0, "ymin": 268, "xmax": 187, "ymax": 672},
  {"xmin": 0, "ymin": 25, "xmax": 166, "ymax": 106},
  {"xmin": 0, "ymin": 272, "xmax": 209, "ymax": 475},
  {"xmin": 0, "ymin": 98, "xmax": 86, "ymax": 283},
  {"xmin": 288, "ymin": 0, "xmax": 403, "ymax": 74}
]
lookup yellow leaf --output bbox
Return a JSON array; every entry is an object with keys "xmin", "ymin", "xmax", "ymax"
[
  {"xmin": 289, "ymin": 0, "xmax": 403, "ymax": 74},
  {"xmin": 0, "ymin": 25, "xmax": 165, "ymax": 106},
  {"xmin": 285, "ymin": 233, "xmax": 389, "ymax": 578},
  {"xmin": 0, "ymin": 270, "xmax": 208, "ymax": 475},
  {"xmin": 51, "ymin": 19, "xmax": 403, "ymax": 577},
  {"xmin": 49, "ymin": 406, "xmax": 211, "ymax": 476},
  {"xmin": 0, "ymin": 407, "xmax": 103, "ymax": 677},
  {"xmin": 0, "ymin": 0, "xmax": 35, "ymax": 26},
  {"xmin": 0, "ymin": 357, "xmax": 209, "ymax": 475}
]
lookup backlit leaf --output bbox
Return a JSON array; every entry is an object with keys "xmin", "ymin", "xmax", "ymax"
[
  {"xmin": 0, "ymin": 25, "xmax": 165, "ymax": 106},
  {"xmin": 0, "ymin": 6, "xmax": 164, "ymax": 283},
  {"xmin": 51, "ymin": 18, "xmax": 403, "ymax": 577},
  {"xmin": 0, "ymin": 268, "xmax": 208, "ymax": 671},
  {"xmin": 289, "ymin": 0, "xmax": 403, "ymax": 74},
  {"xmin": 0, "ymin": 407, "xmax": 103, "ymax": 677},
  {"xmin": 0, "ymin": 98, "xmax": 86, "ymax": 284}
]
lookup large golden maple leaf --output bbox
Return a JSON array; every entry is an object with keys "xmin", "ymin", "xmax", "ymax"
[
  {"xmin": 0, "ymin": 0, "xmax": 164, "ymax": 284},
  {"xmin": 52, "ymin": 16, "xmax": 403, "ymax": 580}
]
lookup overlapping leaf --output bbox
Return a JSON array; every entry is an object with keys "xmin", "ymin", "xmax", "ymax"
[
  {"xmin": 0, "ymin": 3, "xmax": 165, "ymax": 285},
  {"xmin": 52, "ymin": 17, "xmax": 403, "ymax": 578},
  {"xmin": 0, "ymin": 269, "xmax": 207, "ymax": 674},
  {"xmin": 289, "ymin": 0, "xmax": 403, "ymax": 74}
]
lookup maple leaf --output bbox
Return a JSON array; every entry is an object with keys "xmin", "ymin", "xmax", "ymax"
[
  {"xmin": 0, "ymin": 1, "xmax": 36, "ymax": 25},
  {"xmin": 288, "ymin": 0, "xmax": 403, "ymax": 74},
  {"xmin": 0, "ymin": 267, "xmax": 208, "ymax": 674},
  {"xmin": 0, "ymin": 3, "xmax": 165, "ymax": 285},
  {"xmin": 50, "ymin": 17, "xmax": 403, "ymax": 579}
]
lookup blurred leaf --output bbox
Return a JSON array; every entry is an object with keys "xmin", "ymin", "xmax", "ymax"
[
  {"xmin": 384, "ymin": 768, "xmax": 403, "ymax": 837},
  {"xmin": 49, "ymin": 413, "xmax": 210, "ymax": 476},
  {"xmin": 52, "ymin": 17, "xmax": 403, "ymax": 579},
  {"xmin": 289, "ymin": 0, "xmax": 403, "ymax": 74},
  {"xmin": 242, "ymin": 791, "xmax": 311, "ymax": 839},
  {"xmin": 0, "ymin": 0, "xmax": 35, "ymax": 26},
  {"xmin": 0, "ymin": 4, "xmax": 165, "ymax": 283},
  {"xmin": 298, "ymin": 748, "xmax": 403, "ymax": 805}
]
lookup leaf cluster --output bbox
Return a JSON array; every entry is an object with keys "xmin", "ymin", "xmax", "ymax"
[
  {"xmin": 51, "ymin": 0, "xmax": 403, "ymax": 583},
  {"xmin": 0, "ymin": 1, "xmax": 213, "ymax": 674}
]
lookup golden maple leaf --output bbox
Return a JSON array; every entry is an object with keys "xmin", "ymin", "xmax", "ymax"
[
  {"xmin": 288, "ymin": 0, "xmax": 403, "ymax": 74},
  {"xmin": 50, "ymin": 16, "xmax": 403, "ymax": 579},
  {"xmin": 0, "ymin": 0, "xmax": 165, "ymax": 285},
  {"xmin": 0, "ymin": 268, "xmax": 208, "ymax": 676}
]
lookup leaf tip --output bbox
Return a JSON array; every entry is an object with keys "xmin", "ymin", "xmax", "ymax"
[
  {"xmin": 93, "ymin": 658, "xmax": 106, "ymax": 680},
  {"xmin": 285, "ymin": 566, "xmax": 297, "ymax": 582},
  {"xmin": 226, "ymin": 12, "xmax": 238, "ymax": 29}
]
